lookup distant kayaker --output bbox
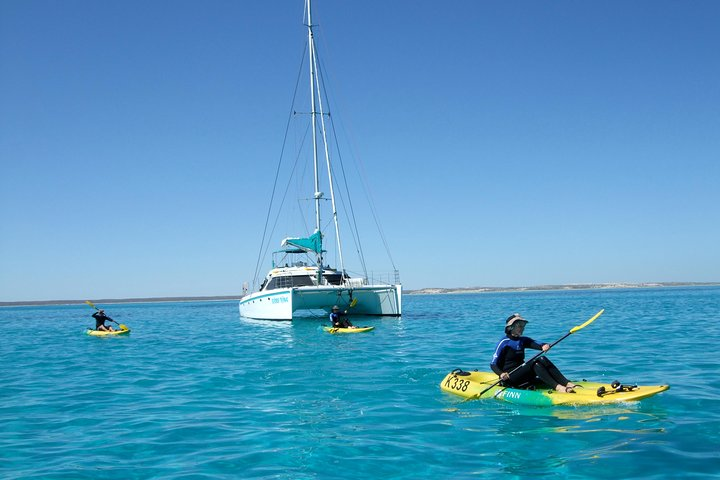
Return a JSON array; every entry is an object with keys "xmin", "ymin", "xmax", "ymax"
[
  {"xmin": 490, "ymin": 313, "xmax": 576, "ymax": 393},
  {"xmin": 330, "ymin": 305, "xmax": 355, "ymax": 329},
  {"xmin": 92, "ymin": 309, "xmax": 116, "ymax": 332}
]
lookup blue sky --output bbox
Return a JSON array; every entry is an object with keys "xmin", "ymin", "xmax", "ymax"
[{"xmin": 1, "ymin": 1, "xmax": 718, "ymax": 302}]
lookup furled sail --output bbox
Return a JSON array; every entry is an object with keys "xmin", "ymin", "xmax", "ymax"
[{"xmin": 281, "ymin": 230, "xmax": 323, "ymax": 254}]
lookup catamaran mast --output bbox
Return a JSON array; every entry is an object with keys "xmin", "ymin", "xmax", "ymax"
[
  {"xmin": 306, "ymin": 0, "xmax": 346, "ymax": 281},
  {"xmin": 306, "ymin": 0, "xmax": 323, "ymax": 282},
  {"xmin": 307, "ymin": 2, "xmax": 321, "ymax": 238}
]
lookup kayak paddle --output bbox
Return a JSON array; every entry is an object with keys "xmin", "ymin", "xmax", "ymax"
[
  {"xmin": 85, "ymin": 300, "xmax": 128, "ymax": 330},
  {"xmin": 475, "ymin": 308, "xmax": 605, "ymax": 398}
]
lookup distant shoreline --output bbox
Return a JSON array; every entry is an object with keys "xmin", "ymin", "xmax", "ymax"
[
  {"xmin": 0, "ymin": 296, "xmax": 240, "ymax": 308},
  {"xmin": 1, "ymin": 282, "xmax": 718, "ymax": 307},
  {"xmin": 404, "ymin": 282, "xmax": 720, "ymax": 295}
]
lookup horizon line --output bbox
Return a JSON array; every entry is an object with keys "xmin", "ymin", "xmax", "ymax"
[{"xmin": 2, "ymin": 282, "xmax": 719, "ymax": 307}]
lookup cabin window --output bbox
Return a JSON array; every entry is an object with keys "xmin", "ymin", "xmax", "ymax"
[
  {"xmin": 265, "ymin": 275, "xmax": 315, "ymax": 290},
  {"xmin": 290, "ymin": 275, "xmax": 315, "ymax": 287},
  {"xmin": 323, "ymin": 273, "xmax": 344, "ymax": 285}
]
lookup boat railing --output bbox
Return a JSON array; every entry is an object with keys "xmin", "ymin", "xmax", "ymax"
[{"xmin": 343, "ymin": 270, "xmax": 400, "ymax": 287}]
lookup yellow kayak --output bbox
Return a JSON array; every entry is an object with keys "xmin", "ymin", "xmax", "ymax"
[
  {"xmin": 441, "ymin": 369, "xmax": 669, "ymax": 406},
  {"xmin": 86, "ymin": 325, "xmax": 130, "ymax": 336},
  {"xmin": 323, "ymin": 326, "xmax": 374, "ymax": 334}
]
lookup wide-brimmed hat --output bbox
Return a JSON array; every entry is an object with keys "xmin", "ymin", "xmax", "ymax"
[
  {"xmin": 332, "ymin": 305, "xmax": 340, "ymax": 311},
  {"xmin": 505, "ymin": 313, "xmax": 527, "ymax": 327}
]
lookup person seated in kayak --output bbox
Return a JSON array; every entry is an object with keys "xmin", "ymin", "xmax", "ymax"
[
  {"xmin": 490, "ymin": 313, "xmax": 576, "ymax": 393},
  {"xmin": 92, "ymin": 309, "xmax": 115, "ymax": 332},
  {"xmin": 330, "ymin": 305, "xmax": 355, "ymax": 329}
]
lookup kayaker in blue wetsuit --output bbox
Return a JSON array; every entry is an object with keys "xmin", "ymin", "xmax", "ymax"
[
  {"xmin": 330, "ymin": 305, "xmax": 355, "ymax": 329},
  {"xmin": 490, "ymin": 313, "xmax": 576, "ymax": 393},
  {"xmin": 92, "ymin": 309, "xmax": 115, "ymax": 332}
]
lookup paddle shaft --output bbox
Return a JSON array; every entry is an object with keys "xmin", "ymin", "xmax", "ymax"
[
  {"xmin": 475, "ymin": 343, "xmax": 557, "ymax": 398},
  {"xmin": 85, "ymin": 300, "xmax": 120, "ymax": 325},
  {"xmin": 475, "ymin": 309, "xmax": 604, "ymax": 398}
]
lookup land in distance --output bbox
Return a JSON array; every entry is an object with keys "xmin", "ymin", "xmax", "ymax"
[
  {"xmin": 404, "ymin": 282, "xmax": 719, "ymax": 295},
  {"xmin": 2, "ymin": 282, "xmax": 718, "ymax": 307},
  {"xmin": 0, "ymin": 295, "xmax": 239, "ymax": 307}
]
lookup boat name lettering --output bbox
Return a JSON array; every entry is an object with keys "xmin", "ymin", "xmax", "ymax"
[
  {"xmin": 444, "ymin": 375, "xmax": 470, "ymax": 392},
  {"xmin": 498, "ymin": 390, "xmax": 521, "ymax": 400},
  {"xmin": 271, "ymin": 297, "xmax": 289, "ymax": 304}
]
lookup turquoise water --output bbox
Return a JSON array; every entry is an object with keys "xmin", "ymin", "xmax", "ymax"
[{"xmin": 2, "ymin": 287, "xmax": 719, "ymax": 479}]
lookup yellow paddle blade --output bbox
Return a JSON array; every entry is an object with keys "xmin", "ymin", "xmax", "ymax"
[
  {"xmin": 349, "ymin": 298, "xmax": 358, "ymax": 308},
  {"xmin": 570, "ymin": 309, "xmax": 604, "ymax": 334},
  {"xmin": 85, "ymin": 300, "xmax": 97, "ymax": 309},
  {"xmin": 119, "ymin": 324, "xmax": 128, "ymax": 331}
]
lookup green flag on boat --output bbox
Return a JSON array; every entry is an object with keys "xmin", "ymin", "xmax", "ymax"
[{"xmin": 281, "ymin": 230, "xmax": 323, "ymax": 254}]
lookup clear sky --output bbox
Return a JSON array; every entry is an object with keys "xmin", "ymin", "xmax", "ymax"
[{"xmin": 1, "ymin": 1, "xmax": 718, "ymax": 302}]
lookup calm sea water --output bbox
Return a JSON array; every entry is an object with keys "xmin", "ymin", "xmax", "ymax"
[{"xmin": 1, "ymin": 287, "xmax": 719, "ymax": 479}]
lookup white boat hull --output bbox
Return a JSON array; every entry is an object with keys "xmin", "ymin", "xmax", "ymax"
[{"xmin": 239, "ymin": 284, "xmax": 401, "ymax": 321}]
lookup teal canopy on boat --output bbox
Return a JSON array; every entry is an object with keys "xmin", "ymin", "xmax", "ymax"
[{"xmin": 281, "ymin": 230, "xmax": 323, "ymax": 254}]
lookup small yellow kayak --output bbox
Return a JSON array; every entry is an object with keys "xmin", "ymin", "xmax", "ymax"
[
  {"xmin": 323, "ymin": 326, "xmax": 374, "ymax": 334},
  {"xmin": 86, "ymin": 326, "xmax": 130, "ymax": 336}
]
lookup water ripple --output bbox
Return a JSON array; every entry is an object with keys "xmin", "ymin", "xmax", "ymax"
[{"xmin": 1, "ymin": 288, "xmax": 718, "ymax": 478}]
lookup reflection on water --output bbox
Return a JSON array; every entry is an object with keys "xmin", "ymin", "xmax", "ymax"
[
  {"xmin": 238, "ymin": 316, "xmax": 294, "ymax": 347},
  {"xmin": 447, "ymin": 399, "xmax": 673, "ymax": 477},
  {"xmin": 452, "ymin": 399, "xmax": 670, "ymax": 437},
  {"xmin": 239, "ymin": 316, "xmax": 293, "ymax": 330}
]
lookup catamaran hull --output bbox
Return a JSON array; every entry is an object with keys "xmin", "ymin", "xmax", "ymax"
[
  {"xmin": 238, "ymin": 289, "xmax": 294, "ymax": 320},
  {"xmin": 239, "ymin": 284, "xmax": 402, "ymax": 320}
]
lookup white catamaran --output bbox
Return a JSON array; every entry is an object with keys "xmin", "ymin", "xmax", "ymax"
[{"xmin": 239, "ymin": 0, "xmax": 402, "ymax": 321}]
